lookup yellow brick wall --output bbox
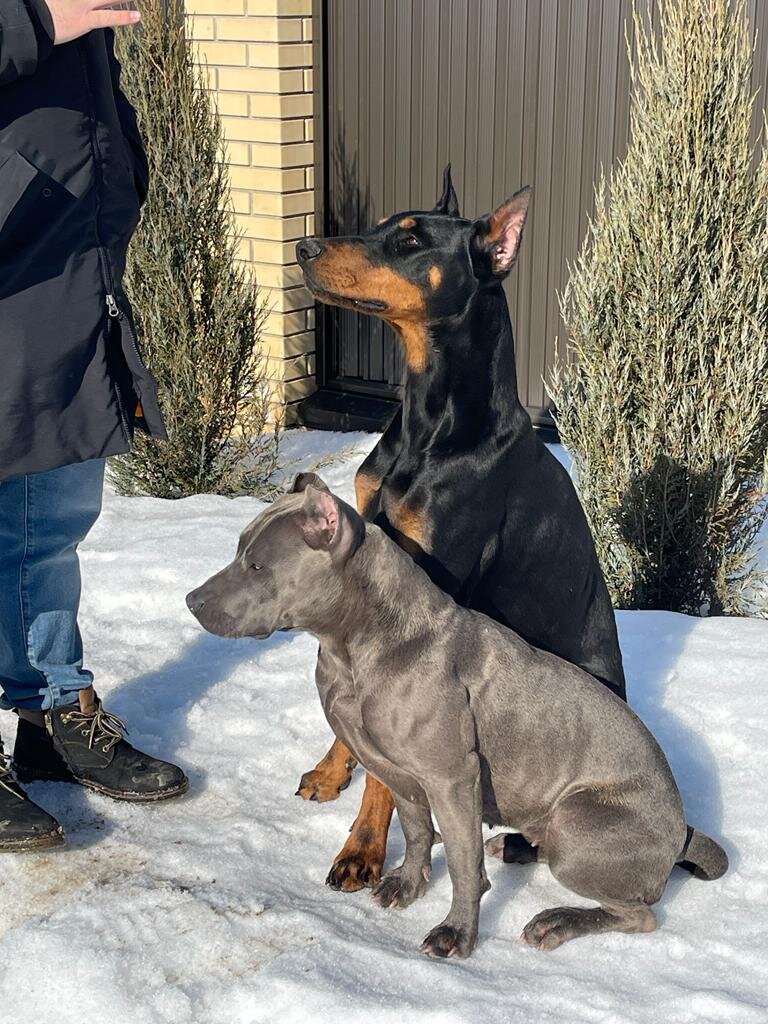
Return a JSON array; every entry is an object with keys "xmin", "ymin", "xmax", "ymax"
[{"xmin": 186, "ymin": 0, "xmax": 316, "ymax": 425}]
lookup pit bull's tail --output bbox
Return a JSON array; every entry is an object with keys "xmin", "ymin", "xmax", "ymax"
[{"xmin": 676, "ymin": 825, "xmax": 728, "ymax": 881}]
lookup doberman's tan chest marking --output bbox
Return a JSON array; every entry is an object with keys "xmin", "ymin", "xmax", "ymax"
[
  {"xmin": 354, "ymin": 469, "xmax": 382, "ymax": 518},
  {"xmin": 382, "ymin": 489, "xmax": 431, "ymax": 558}
]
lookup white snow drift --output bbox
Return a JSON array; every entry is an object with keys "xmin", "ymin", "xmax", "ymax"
[{"xmin": 0, "ymin": 432, "xmax": 765, "ymax": 1024}]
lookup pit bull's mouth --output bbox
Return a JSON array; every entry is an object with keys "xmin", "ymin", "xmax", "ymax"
[{"xmin": 302, "ymin": 277, "xmax": 388, "ymax": 314}]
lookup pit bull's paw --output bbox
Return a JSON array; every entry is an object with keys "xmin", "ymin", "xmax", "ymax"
[
  {"xmin": 296, "ymin": 766, "xmax": 352, "ymax": 803},
  {"xmin": 326, "ymin": 848, "xmax": 383, "ymax": 892},
  {"xmin": 420, "ymin": 923, "xmax": 476, "ymax": 960},
  {"xmin": 371, "ymin": 865, "xmax": 429, "ymax": 909},
  {"xmin": 522, "ymin": 907, "xmax": 585, "ymax": 951}
]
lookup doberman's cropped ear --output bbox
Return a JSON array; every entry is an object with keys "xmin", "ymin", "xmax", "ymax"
[
  {"xmin": 472, "ymin": 186, "xmax": 531, "ymax": 278},
  {"xmin": 431, "ymin": 163, "xmax": 460, "ymax": 217},
  {"xmin": 290, "ymin": 472, "xmax": 331, "ymax": 495},
  {"xmin": 300, "ymin": 486, "xmax": 365, "ymax": 564}
]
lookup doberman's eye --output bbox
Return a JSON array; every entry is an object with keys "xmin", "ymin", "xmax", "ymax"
[{"xmin": 398, "ymin": 233, "xmax": 421, "ymax": 251}]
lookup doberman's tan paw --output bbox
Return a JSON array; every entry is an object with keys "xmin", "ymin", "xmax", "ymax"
[
  {"xmin": 296, "ymin": 765, "xmax": 352, "ymax": 803},
  {"xmin": 326, "ymin": 774, "xmax": 394, "ymax": 892},
  {"xmin": 295, "ymin": 743, "xmax": 356, "ymax": 803},
  {"xmin": 326, "ymin": 835, "xmax": 385, "ymax": 892}
]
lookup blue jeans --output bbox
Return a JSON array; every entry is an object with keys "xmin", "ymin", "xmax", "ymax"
[{"xmin": 0, "ymin": 459, "xmax": 105, "ymax": 711}]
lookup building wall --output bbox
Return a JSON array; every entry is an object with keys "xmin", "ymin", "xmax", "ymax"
[
  {"xmin": 185, "ymin": 0, "xmax": 317, "ymax": 425},
  {"xmin": 319, "ymin": 0, "xmax": 768, "ymax": 425}
]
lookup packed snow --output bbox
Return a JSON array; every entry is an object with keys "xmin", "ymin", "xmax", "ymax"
[{"xmin": 0, "ymin": 430, "xmax": 766, "ymax": 1024}]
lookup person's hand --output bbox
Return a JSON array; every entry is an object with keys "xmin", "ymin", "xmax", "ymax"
[{"xmin": 46, "ymin": 0, "xmax": 140, "ymax": 45}]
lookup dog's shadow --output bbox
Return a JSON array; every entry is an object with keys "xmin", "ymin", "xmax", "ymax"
[
  {"xmin": 19, "ymin": 626, "xmax": 277, "ymax": 850},
  {"xmin": 619, "ymin": 610, "xmax": 736, "ymax": 918},
  {"xmin": 619, "ymin": 611, "xmax": 728, "ymax": 847},
  {"xmin": 107, "ymin": 627, "xmax": 289, "ymax": 785}
]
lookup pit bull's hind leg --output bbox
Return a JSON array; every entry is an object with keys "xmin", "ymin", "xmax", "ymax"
[
  {"xmin": 522, "ymin": 901, "xmax": 656, "ymax": 951},
  {"xmin": 522, "ymin": 787, "xmax": 682, "ymax": 952}
]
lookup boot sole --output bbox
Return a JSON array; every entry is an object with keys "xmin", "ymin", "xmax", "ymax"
[
  {"xmin": 0, "ymin": 827, "xmax": 65, "ymax": 853},
  {"xmin": 15, "ymin": 767, "xmax": 189, "ymax": 803}
]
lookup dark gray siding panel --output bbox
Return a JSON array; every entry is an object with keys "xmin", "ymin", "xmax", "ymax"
[{"xmin": 320, "ymin": 0, "xmax": 768, "ymax": 419}]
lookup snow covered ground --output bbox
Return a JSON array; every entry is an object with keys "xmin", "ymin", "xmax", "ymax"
[{"xmin": 1, "ymin": 430, "xmax": 766, "ymax": 1024}]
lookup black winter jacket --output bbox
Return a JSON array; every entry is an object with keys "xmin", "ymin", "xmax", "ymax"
[{"xmin": 0, "ymin": 0, "xmax": 166, "ymax": 481}]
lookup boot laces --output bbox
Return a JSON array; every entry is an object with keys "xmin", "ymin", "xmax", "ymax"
[
  {"xmin": 0, "ymin": 748, "xmax": 22, "ymax": 799},
  {"xmin": 64, "ymin": 703, "xmax": 128, "ymax": 753}
]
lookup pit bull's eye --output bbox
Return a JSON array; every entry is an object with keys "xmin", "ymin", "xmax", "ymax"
[{"xmin": 249, "ymin": 563, "xmax": 262, "ymax": 572}]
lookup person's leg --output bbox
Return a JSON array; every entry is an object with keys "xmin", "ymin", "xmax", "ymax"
[
  {"xmin": 0, "ymin": 461, "xmax": 102, "ymax": 851},
  {"xmin": 1, "ymin": 458, "xmax": 188, "ymax": 803},
  {"xmin": 0, "ymin": 458, "xmax": 105, "ymax": 712}
]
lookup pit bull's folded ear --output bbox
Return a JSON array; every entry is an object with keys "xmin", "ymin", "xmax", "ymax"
[
  {"xmin": 290, "ymin": 472, "xmax": 331, "ymax": 495},
  {"xmin": 300, "ymin": 485, "xmax": 365, "ymax": 564},
  {"xmin": 431, "ymin": 163, "xmax": 460, "ymax": 217},
  {"xmin": 472, "ymin": 186, "xmax": 531, "ymax": 278}
]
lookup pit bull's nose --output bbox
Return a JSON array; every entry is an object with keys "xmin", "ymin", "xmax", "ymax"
[
  {"xmin": 186, "ymin": 590, "xmax": 205, "ymax": 616},
  {"xmin": 296, "ymin": 237, "xmax": 324, "ymax": 263}
]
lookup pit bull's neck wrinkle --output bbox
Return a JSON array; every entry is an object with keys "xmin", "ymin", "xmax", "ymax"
[
  {"xmin": 313, "ymin": 529, "xmax": 445, "ymax": 653},
  {"xmin": 402, "ymin": 285, "xmax": 526, "ymax": 449}
]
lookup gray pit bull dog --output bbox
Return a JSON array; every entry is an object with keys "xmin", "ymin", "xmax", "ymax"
[{"xmin": 186, "ymin": 474, "xmax": 728, "ymax": 959}]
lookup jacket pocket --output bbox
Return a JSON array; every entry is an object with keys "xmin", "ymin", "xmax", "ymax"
[
  {"xmin": 0, "ymin": 147, "xmax": 37, "ymax": 237},
  {"xmin": 0, "ymin": 150, "xmax": 80, "ymax": 299}
]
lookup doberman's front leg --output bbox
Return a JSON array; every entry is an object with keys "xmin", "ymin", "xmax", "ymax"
[
  {"xmin": 296, "ymin": 737, "xmax": 358, "ymax": 803},
  {"xmin": 326, "ymin": 774, "xmax": 395, "ymax": 892},
  {"xmin": 354, "ymin": 406, "xmax": 402, "ymax": 517}
]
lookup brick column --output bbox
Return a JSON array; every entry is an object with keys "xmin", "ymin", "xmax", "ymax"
[{"xmin": 186, "ymin": 0, "xmax": 316, "ymax": 425}]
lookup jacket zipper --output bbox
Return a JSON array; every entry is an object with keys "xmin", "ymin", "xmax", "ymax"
[
  {"xmin": 107, "ymin": 311, "xmax": 132, "ymax": 443},
  {"xmin": 105, "ymin": 289, "xmax": 147, "ymax": 369},
  {"xmin": 78, "ymin": 41, "xmax": 133, "ymax": 445}
]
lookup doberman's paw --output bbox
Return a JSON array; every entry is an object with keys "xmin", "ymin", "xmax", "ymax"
[
  {"xmin": 521, "ymin": 908, "xmax": 583, "ymax": 951},
  {"xmin": 371, "ymin": 866, "xmax": 428, "ymax": 909},
  {"xmin": 326, "ymin": 847, "xmax": 384, "ymax": 892},
  {"xmin": 484, "ymin": 832, "xmax": 538, "ymax": 864},
  {"xmin": 296, "ymin": 766, "xmax": 352, "ymax": 803},
  {"xmin": 484, "ymin": 834, "xmax": 507, "ymax": 860},
  {"xmin": 420, "ymin": 923, "xmax": 477, "ymax": 960},
  {"xmin": 326, "ymin": 777, "xmax": 393, "ymax": 892}
]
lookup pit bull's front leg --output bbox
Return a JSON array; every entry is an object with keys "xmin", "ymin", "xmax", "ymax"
[
  {"xmin": 296, "ymin": 423, "xmax": 401, "ymax": 807},
  {"xmin": 372, "ymin": 792, "xmax": 436, "ymax": 909},
  {"xmin": 420, "ymin": 766, "xmax": 488, "ymax": 960}
]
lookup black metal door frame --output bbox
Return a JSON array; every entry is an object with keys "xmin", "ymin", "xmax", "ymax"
[{"xmin": 310, "ymin": 0, "xmax": 403, "ymax": 406}]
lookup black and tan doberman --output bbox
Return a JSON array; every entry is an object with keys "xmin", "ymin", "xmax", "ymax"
[{"xmin": 294, "ymin": 168, "xmax": 626, "ymax": 891}]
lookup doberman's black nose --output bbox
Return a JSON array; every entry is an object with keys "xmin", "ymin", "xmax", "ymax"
[
  {"xmin": 186, "ymin": 590, "xmax": 205, "ymax": 616},
  {"xmin": 296, "ymin": 237, "xmax": 324, "ymax": 263}
]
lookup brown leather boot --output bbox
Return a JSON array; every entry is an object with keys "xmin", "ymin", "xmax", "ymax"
[
  {"xmin": 15, "ymin": 687, "xmax": 188, "ymax": 803},
  {"xmin": 0, "ymin": 737, "xmax": 64, "ymax": 852}
]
